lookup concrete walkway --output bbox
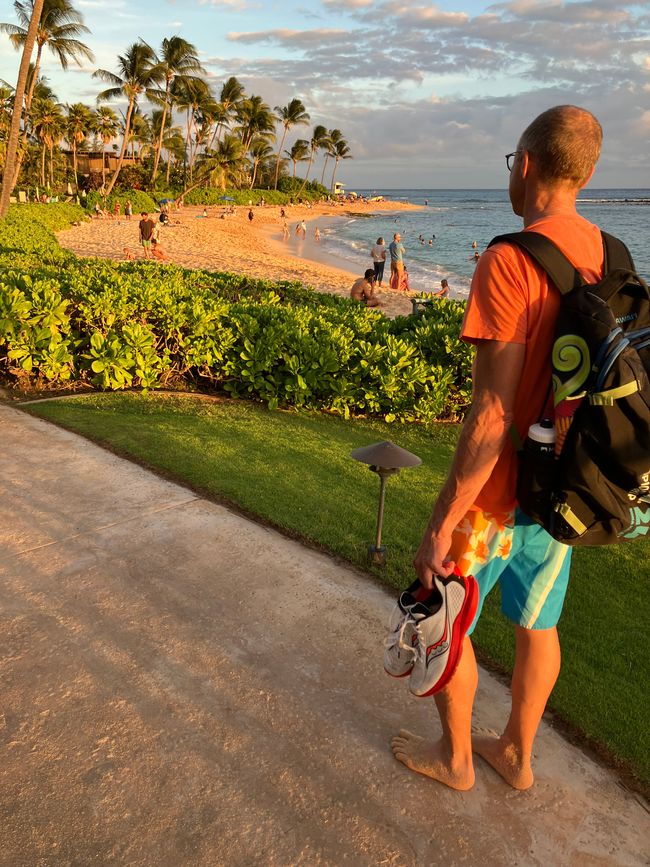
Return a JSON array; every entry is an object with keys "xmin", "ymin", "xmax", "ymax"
[{"xmin": 0, "ymin": 404, "xmax": 647, "ymax": 867}]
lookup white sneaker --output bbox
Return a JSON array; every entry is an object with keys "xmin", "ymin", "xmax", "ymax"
[
  {"xmin": 408, "ymin": 572, "xmax": 478, "ymax": 697},
  {"xmin": 384, "ymin": 583, "xmax": 438, "ymax": 677}
]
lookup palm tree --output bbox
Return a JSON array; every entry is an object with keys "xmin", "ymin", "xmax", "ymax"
[
  {"xmin": 330, "ymin": 138, "xmax": 352, "ymax": 193},
  {"xmin": 149, "ymin": 36, "xmax": 203, "ymax": 185},
  {"xmin": 171, "ymin": 75, "xmax": 211, "ymax": 182},
  {"xmin": 30, "ymin": 95, "xmax": 63, "ymax": 185},
  {"xmin": 297, "ymin": 124, "xmax": 327, "ymax": 196},
  {"xmin": 285, "ymin": 138, "xmax": 309, "ymax": 178},
  {"xmin": 93, "ymin": 41, "xmax": 161, "ymax": 195},
  {"xmin": 65, "ymin": 101, "xmax": 91, "ymax": 189},
  {"xmin": 248, "ymin": 136, "xmax": 274, "ymax": 189},
  {"xmin": 91, "ymin": 105, "xmax": 119, "ymax": 187},
  {"xmin": 234, "ymin": 95, "xmax": 274, "ymax": 153},
  {"xmin": 321, "ymin": 128, "xmax": 342, "ymax": 186},
  {"xmin": 209, "ymin": 76, "xmax": 244, "ymax": 149},
  {"xmin": 0, "ymin": 0, "xmax": 44, "ymax": 217},
  {"xmin": 185, "ymin": 132, "xmax": 244, "ymax": 197},
  {"xmin": 0, "ymin": 0, "xmax": 94, "ymax": 189},
  {"xmin": 272, "ymin": 98, "xmax": 309, "ymax": 190}
]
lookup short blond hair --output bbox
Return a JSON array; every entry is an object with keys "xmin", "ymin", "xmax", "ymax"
[{"xmin": 519, "ymin": 105, "xmax": 602, "ymax": 187}]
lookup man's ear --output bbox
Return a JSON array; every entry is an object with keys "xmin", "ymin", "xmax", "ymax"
[
  {"xmin": 579, "ymin": 166, "xmax": 596, "ymax": 189},
  {"xmin": 520, "ymin": 150, "xmax": 530, "ymax": 178}
]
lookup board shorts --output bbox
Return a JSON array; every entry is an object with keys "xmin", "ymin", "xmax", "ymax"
[
  {"xmin": 449, "ymin": 507, "xmax": 572, "ymax": 632},
  {"xmin": 141, "ymin": 238, "xmax": 151, "ymax": 248}
]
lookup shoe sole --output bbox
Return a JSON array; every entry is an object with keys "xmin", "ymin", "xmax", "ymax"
[{"xmin": 413, "ymin": 574, "xmax": 479, "ymax": 697}]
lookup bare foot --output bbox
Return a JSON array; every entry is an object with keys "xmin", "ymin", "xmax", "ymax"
[
  {"xmin": 471, "ymin": 727, "xmax": 534, "ymax": 790},
  {"xmin": 391, "ymin": 729, "xmax": 474, "ymax": 791}
]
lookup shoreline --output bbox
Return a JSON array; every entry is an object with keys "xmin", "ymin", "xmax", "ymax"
[{"xmin": 57, "ymin": 200, "xmax": 422, "ymax": 319}]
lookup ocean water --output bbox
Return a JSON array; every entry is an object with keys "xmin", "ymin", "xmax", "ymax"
[{"xmin": 317, "ymin": 189, "xmax": 650, "ymax": 298}]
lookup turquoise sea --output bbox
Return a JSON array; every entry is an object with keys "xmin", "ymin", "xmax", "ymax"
[{"xmin": 317, "ymin": 189, "xmax": 649, "ymax": 298}]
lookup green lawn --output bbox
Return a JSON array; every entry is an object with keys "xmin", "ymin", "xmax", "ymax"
[{"xmin": 25, "ymin": 392, "xmax": 650, "ymax": 791}]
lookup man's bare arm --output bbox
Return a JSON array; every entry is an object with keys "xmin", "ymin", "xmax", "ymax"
[{"xmin": 413, "ymin": 339, "xmax": 526, "ymax": 588}]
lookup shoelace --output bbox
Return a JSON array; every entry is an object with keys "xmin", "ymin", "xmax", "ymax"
[{"xmin": 384, "ymin": 612, "xmax": 418, "ymax": 658}]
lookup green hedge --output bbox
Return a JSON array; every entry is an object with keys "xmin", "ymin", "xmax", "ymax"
[
  {"xmin": 85, "ymin": 189, "xmax": 159, "ymax": 214},
  {"xmin": 0, "ymin": 204, "xmax": 472, "ymax": 421},
  {"xmin": 182, "ymin": 187, "xmax": 324, "ymax": 206}
]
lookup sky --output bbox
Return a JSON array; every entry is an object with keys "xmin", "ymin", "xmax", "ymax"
[{"xmin": 1, "ymin": 0, "xmax": 649, "ymax": 188}]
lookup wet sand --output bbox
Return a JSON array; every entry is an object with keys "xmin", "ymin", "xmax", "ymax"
[{"xmin": 57, "ymin": 201, "xmax": 422, "ymax": 318}]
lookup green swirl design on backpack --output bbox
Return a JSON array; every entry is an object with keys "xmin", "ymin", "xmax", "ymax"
[{"xmin": 552, "ymin": 334, "xmax": 590, "ymax": 405}]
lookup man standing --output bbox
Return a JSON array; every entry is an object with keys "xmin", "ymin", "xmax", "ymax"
[
  {"xmin": 138, "ymin": 212, "xmax": 155, "ymax": 259},
  {"xmin": 391, "ymin": 106, "xmax": 604, "ymax": 790},
  {"xmin": 388, "ymin": 232, "xmax": 405, "ymax": 290}
]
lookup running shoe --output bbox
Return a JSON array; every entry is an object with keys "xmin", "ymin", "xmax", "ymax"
[
  {"xmin": 408, "ymin": 570, "xmax": 479, "ymax": 698},
  {"xmin": 383, "ymin": 580, "xmax": 442, "ymax": 678}
]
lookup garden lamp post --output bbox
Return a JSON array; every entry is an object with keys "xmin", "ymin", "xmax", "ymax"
[{"xmin": 351, "ymin": 440, "xmax": 422, "ymax": 566}]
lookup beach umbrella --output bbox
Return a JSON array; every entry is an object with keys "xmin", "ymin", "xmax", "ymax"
[
  {"xmin": 158, "ymin": 198, "xmax": 174, "ymax": 204},
  {"xmin": 219, "ymin": 195, "xmax": 235, "ymax": 201}
]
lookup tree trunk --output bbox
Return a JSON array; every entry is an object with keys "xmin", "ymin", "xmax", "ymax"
[
  {"xmin": 101, "ymin": 145, "xmax": 106, "ymax": 187},
  {"xmin": 10, "ymin": 41, "xmax": 45, "ymax": 190},
  {"xmin": 40, "ymin": 141, "xmax": 46, "ymax": 186},
  {"xmin": 104, "ymin": 97, "xmax": 135, "ymax": 197},
  {"xmin": 166, "ymin": 150, "xmax": 172, "ymax": 184},
  {"xmin": 330, "ymin": 157, "xmax": 340, "ymax": 193},
  {"xmin": 72, "ymin": 140, "xmax": 78, "ymax": 191},
  {"xmin": 297, "ymin": 154, "xmax": 313, "ymax": 197},
  {"xmin": 49, "ymin": 141, "xmax": 54, "ymax": 187},
  {"xmin": 320, "ymin": 155, "xmax": 329, "ymax": 186},
  {"xmin": 273, "ymin": 124, "xmax": 288, "ymax": 190},
  {"xmin": 151, "ymin": 78, "xmax": 171, "ymax": 185},
  {"xmin": 0, "ymin": 0, "xmax": 45, "ymax": 218}
]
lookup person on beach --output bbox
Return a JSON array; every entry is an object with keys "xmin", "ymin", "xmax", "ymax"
[
  {"xmin": 300, "ymin": 220, "xmax": 307, "ymax": 238},
  {"xmin": 391, "ymin": 105, "xmax": 606, "ymax": 792},
  {"xmin": 282, "ymin": 221, "xmax": 289, "ymax": 240},
  {"xmin": 122, "ymin": 247, "xmax": 134, "ymax": 261},
  {"xmin": 389, "ymin": 233, "xmax": 406, "ymax": 291},
  {"xmin": 371, "ymin": 237, "xmax": 387, "ymax": 285},
  {"xmin": 350, "ymin": 269, "xmax": 382, "ymax": 307},
  {"xmin": 433, "ymin": 278, "xmax": 449, "ymax": 298},
  {"xmin": 248, "ymin": 209, "xmax": 254, "ymax": 223},
  {"xmin": 151, "ymin": 238, "xmax": 168, "ymax": 261},
  {"xmin": 124, "ymin": 200, "xmax": 132, "ymax": 221},
  {"xmin": 138, "ymin": 212, "xmax": 155, "ymax": 259},
  {"xmin": 113, "ymin": 200, "xmax": 121, "ymax": 219},
  {"xmin": 314, "ymin": 227, "xmax": 321, "ymax": 241}
]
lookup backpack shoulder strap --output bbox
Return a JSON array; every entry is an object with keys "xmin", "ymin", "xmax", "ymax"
[
  {"xmin": 601, "ymin": 231, "xmax": 635, "ymax": 272},
  {"xmin": 488, "ymin": 231, "xmax": 582, "ymax": 295}
]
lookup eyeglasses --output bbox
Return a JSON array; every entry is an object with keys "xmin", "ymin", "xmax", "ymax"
[{"xmin": 505, "ymin": 151, "xmax": 520, "ymax": 172}]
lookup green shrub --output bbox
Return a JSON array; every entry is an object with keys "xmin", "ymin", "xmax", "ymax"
[
  {"xmin": 85, "ymin": 189, "xmax": 158, "ymax": 215},
  {"xmin": 183, "ymin": 187, "xmax": 324, "ymax": 206},
  {"xmin": 0, "ymin": 205, "xmax": 473, "ymax": 418}
]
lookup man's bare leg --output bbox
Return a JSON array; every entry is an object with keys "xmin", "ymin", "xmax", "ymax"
[
  {"xmin": 473, "ymin": 625, "xmax": 561, "ymax": 790},
  {"xmin": 391, "ymin": 636, "xmax": 477, "ymax": 791}
]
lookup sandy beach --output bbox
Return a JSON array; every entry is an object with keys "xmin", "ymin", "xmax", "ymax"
[{"xmin": 57, "ymin": 200, "xmax": 421, "ymax": 318}]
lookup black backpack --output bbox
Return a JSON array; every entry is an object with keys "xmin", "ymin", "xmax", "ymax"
[{"xmin": 488, "ymin": 230, "xmax": 650, "ymax": 545}]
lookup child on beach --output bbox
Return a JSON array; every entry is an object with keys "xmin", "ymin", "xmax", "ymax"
[
  {"xmin": 314, "ymin": 227, "xmax": 321, "ymax": 241},
  {"xmin": 122, "ymin": 247, "xmax": 134, "ymax": 261},
  {"xmin": 151, "ymin": 239, "xmax": 168, "ymax": 261}
]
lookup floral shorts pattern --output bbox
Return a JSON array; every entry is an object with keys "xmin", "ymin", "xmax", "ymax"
[{"xmin": 449, "ymin": 507, "xmax": 572, "ymax": 632}]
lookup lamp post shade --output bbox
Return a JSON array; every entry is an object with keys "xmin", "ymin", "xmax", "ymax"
[
  {"xmin": 351, "ymin": 441, "xmax": 422, "ymax": 565},
  {"xmin": 350, "ymin": 440, "xmax": 422, "ymax": 469}
]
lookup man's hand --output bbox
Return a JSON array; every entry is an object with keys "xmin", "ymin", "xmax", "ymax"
[{"xmin": 413, "ymin": 525, "xmax": 455, "ymax": 589}]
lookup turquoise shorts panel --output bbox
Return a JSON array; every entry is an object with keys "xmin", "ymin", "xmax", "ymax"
[{"xmin": 463, "ymin": 508, "xmax": 572, "ymax": 633}]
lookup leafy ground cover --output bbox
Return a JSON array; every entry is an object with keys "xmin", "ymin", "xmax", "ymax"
[
  {"xmin": 25, "ymin": 392, "xmax": 650, "ymax": 792},
  {"xmin": 0, "ymin": 204, "xmax": 472, "ymax": 421}
]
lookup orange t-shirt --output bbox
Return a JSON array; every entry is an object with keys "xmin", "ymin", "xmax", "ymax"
[{"xmin": 461, "ymin": 213, "xmax": 604, "ymax": 514}]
